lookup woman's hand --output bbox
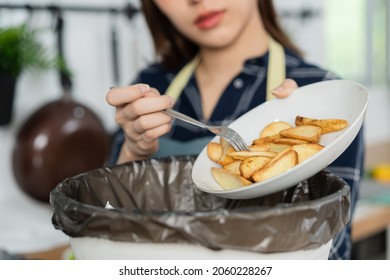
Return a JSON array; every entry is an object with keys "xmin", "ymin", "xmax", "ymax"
[
  {"xmin": 106, "ymin": 84, "xmax": 175, "ymax": 163},
  {"xmin": 271, "ymin": 79, "xmax": 298, "ymax": 98}
]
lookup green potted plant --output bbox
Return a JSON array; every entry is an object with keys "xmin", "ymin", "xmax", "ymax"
[{"xmin": 0, "ymin": 24, "xmax": 53, "ymax": 125}]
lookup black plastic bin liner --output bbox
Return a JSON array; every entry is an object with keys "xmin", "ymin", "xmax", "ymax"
[{"xmin": 51, "ymin": 155, "xmax": 350, "ymax": 253}]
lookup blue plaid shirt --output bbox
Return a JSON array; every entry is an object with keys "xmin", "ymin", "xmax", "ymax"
[{"xmin": 110, "ymin": 48, "xmax": 364, "ymax": 260}]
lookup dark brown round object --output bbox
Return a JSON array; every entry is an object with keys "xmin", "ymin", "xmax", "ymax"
[{"xmin": 12, "ymin": 99, "xmax": 110, "ymax": 202}]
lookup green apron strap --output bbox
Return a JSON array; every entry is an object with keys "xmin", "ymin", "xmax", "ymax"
[
  {"xmin": 266, "ymin": 35, "xmax": 286, "ymax": 101},
  {"xmin": 165, "ymin": 55, "xmax": 200, "ymax": 100},
  {"xmin": 165, "ymin": 35, "xmax": 286, "ymax": 101}
]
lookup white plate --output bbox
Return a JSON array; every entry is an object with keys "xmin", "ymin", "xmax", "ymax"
[{"xmin": 191, "ymin": 80, "xmax": 369, "ymax": 199}]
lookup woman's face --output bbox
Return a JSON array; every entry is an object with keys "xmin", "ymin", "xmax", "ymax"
[{"xmin": 154, "ymin": 0, "xmax": 260, "ymax": 49}]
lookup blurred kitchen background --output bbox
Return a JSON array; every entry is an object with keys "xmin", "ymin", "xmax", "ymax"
[{"xmin": 0, "ymin": 0, "xmax": 389, "ymax": 259}]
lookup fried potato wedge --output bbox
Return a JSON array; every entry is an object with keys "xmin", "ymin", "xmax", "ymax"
[
  {"xmin": 223, "ymin": 160, "xmax": 242, "ymax": 175},
  {"xmin": 252, "ymin": 149, "xmax": 298, "ymax": 182},
  {"xmin": 279, "ymin": 125, "xmax": 322, "ymax": 143},
  {"xmin": 211, "ymin": 167, "xmax": 252, "ymax": 190},
  {"xmin": 295, "ymin": 116, "xmax": 349, "ymax": 134},
  {"xmin": 273, "ymin": 138, "xmax": 309, "ymax": 146},
  {"xmin": 249, "ymin": 143, "xmax": 289, "ymax": 154},
  {"xmin": 249, "ymin": 144, "xmax": 271, "ymax": 152},
  {"xmin": 207, "ymin": 142, "xmax": 222, "ymax": 163},
  {"xmin": 252, "ymin": 134, "xmax": 282, "ymax": 145},
  {"xmin": 218, "ymin": 138, "xmax": 235, "ymax": 166},
  {"xmin": 240, "ymin": 156, "xmax": 271, "ymax": 179},
  {"xmin": 267, "ymin": 143, "xmax": 292, "ymax": 153},
  {"xmin": 259, "ymin": 121, "xmax": 292, "ymax": 138},
  {"xmin": 227, "ymin": 151, "xmax": 277, "ymax": 160},
  {"xmin": 292, "ymin": 143, "xmax": 324, "ymax": 163}
]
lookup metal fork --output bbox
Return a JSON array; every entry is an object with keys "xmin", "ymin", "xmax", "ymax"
[{"xmin": 163, "ymin": 109, "xmax": 250, "ymax": 151}]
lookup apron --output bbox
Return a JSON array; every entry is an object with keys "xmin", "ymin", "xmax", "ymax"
[{"xmin": 154, "ymin": 35, "xmax": 286, "ymax": 158}]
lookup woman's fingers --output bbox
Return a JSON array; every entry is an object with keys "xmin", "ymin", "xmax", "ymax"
[
  {"xmin": 126, "ymin": 112, "xmax": 172, "ymax": 136},
  {"xmin": 120, "ymin": 120, "xmax": 171, "ymax": 159},
  {"xmin": 116, "ymin": 90, "xmax": 173, "ymax": 155},
  {"xmin": 116, "ymin": 95, "xmax": 175, "ymax": 122},
  {"xmin": 108, "ymin": 84, "xmax": 175, "ymax": 124},
  {"xmin": 140, "ymin": 122, "xmax": 172, "ymax": 143},
  {"xmin": 123, "ymin": 123, "xmax": 169, "ymax": 150},
  {"xmin": 106, "ymin": 83, "xmax": 151, "ymax": 106},
  {"xmin": 106, "ymin": 83, "xmax": 176, "ymax": 161},
  {"xmin": 271, "ymin": 79, "xmax": 298, "ymax": 98}
]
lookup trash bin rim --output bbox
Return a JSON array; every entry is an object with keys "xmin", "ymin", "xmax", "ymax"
[{"xmin": 50, "ymin": 169, "xmax": 349, "ymax": 218}]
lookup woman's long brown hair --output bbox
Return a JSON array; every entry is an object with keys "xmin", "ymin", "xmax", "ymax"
[{"xmin": 141, "ymin": 0, "xmax": 302, "ymax": 70}]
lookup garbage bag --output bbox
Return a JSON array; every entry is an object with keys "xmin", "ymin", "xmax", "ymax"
[{"xmin": 50, "ymin": 155, "xmax": 350, "ymax": 253}]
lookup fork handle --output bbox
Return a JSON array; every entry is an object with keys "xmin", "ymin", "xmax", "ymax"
[{"xmin": 163, "ymin": 109, "xmax": 208, "ymax": 129}]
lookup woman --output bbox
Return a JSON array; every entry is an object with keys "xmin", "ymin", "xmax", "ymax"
[{"xmin": 106, "ymin": 0, "xmax": 364, "ymax": 260}]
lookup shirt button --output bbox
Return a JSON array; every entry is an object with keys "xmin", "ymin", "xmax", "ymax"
[{"xmin": 233, "ymin": 78, "xmax": 243, "ymax": 89}]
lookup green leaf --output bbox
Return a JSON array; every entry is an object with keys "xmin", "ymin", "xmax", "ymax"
[{"xmin": 0, "ymin": 24, "xmax": 55, "ymax": 77}]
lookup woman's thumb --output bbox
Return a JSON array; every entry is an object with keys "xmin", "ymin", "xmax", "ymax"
[{"xmin": 271, "ymin": 79, "xmax": 298, "ymax": 98}]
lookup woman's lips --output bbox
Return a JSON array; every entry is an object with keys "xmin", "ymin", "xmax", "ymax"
[{"xmin": 194, "ymin": 11, "xmax": 225, "ymax": 30}]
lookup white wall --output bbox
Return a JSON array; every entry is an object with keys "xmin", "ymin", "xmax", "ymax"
[{"xmin": 274, "ymin": 0, "xmax": 326, "ymax": 66}]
